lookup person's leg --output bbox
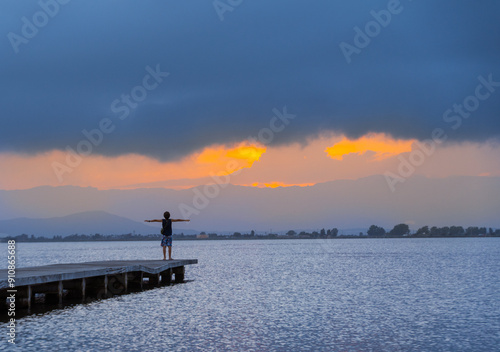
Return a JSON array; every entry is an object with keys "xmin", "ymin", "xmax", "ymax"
[
  {"xmin": 162, "ymin": 246, "xmax": 167, "ymax": 260},
  {"xmin": 167, "ymin": 236, "xmax": 173, "ymax": 259}
]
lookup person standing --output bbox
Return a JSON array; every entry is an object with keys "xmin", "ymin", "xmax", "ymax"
[{"xmin": 145, "ymin": 211, "xmax": 190, "ymax": 260}]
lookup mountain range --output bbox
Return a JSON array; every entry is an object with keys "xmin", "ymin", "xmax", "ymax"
[
  {"xmin": 0, "ymin": 211, "xmax": 168, "ymax": 237},
  {"xmin": 0, "ymin": 175, "xmax": 498, "ymax": 235}
]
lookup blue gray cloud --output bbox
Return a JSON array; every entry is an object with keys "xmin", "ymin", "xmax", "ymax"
[{"xmin": 1, "ymin": 0, "xmax": 499, "ymax": 161}]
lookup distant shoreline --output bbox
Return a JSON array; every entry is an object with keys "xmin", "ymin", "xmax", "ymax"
[
  {"xmin": 1, "ymin": 234, "xmax": 498, "ymax": 243},
  {"xmin": 3, "ymin": 224, "xmax": 497, "ymax": 243}
]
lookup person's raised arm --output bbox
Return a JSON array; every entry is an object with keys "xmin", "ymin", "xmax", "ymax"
[
  {"xmin": 171, "ymin": 219, "xmax": 190, "ymax": 222},
  {"xmin": 144, "ymin": 219, "xmax": 163, "ymax": 223}
]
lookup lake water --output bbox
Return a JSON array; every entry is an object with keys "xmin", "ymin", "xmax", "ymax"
[{"xmin": 1, "ymin": 238, "xmax": 499, "ymax": 351}]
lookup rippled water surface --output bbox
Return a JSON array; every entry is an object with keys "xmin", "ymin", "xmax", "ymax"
[{"xmin": 1, "ymin": 238, "xmax": 500, "ymax": 351}]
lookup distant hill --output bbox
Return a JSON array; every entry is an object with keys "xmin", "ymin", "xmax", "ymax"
[
  {"xmin": 0, "ymin": 175, "xmax": 499, "ymax": 232},
  {"xmin": 0, "ymin": 211, "xmax": 196, "ymax": 237}
]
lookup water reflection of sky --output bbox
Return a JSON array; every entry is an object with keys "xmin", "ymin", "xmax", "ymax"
[{"xmin": 2, "ymin": 238, "xmax": 499, "ymax": 351}]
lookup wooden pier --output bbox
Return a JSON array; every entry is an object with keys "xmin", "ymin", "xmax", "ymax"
[{"xmin": 1, "ymin": 259, "xmax": 197, "ymax": 310}]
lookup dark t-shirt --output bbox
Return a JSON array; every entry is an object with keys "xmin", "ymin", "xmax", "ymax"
[{"xmin": 162, "ymin": 219, "xmax": 172, "ymax": 236}]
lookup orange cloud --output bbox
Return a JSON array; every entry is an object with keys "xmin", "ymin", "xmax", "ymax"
[
  {"xmin": 2, "ymin": 135, "xmax": 499, "ymax": 191},
  {"xmin": 197, "ymin": 143, "xmax": 266, "ymax": 167},
  {"xmin": 0, "ymin": 142, "xmax": 266, "ymax": 190},
  {"xmin": 325, "ymin": 133, "xmax": 415, "ymax": 161}
]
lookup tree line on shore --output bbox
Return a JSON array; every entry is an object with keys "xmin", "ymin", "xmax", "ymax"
[
  {"xmin": 1, "ymin": 224, "xmax": 498, "ymax": 243},
  {"xmin": 366, "ymin": 224, "xmax": 498, "ymax": 237}
]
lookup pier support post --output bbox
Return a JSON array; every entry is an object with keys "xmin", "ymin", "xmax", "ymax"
[
  {"xmin": 127, "ymin": 272, "xmax": 143, "ymax": 291},
  {"xmin": 104, "ymin": 275, "xmax": 108, "ymax": 298},
  {"xmin": 173, "ymin": 266, "xmax": 185, "ymax": 283},
  {"xmin": 41, "ymin": 282, "xmax": 61, "ymax": 305},
  {"xmin": 15, "ymin": 285, "xmax": 33, "ymax": 309},
  {"xmin": 82, "ymin": 278, "xmax": 86, "ymax": 301},
  {"xmin": 27, "ymin": 285, "xmax": 32, "ymax": 310},
  {"xmin": 160, "ymin": 269, "xmax": 172, "ymax": 285},
  {"xmin": 146, "ymin": 273, "xmax": 160, "ymax": 286},
  {"xmin": 58, "ymin": 281, "xmax": 63, "ymax": 305},
  {"xmin": 62, "ymin": 278, "xmax": 89, "ymax": 303}
]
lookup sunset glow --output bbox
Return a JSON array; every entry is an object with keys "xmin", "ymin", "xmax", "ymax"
[
  {"xmin": 325, "ymin": 133, "xmax": 415, "ymax": 161},
  {"xmin": 197, "ymin": 143, "xmax": 266, "ymax": 167},
  {"xmin": 1, "ymin": 135, "xmax": 499, "ymax": 191},
  {"xmin": 0, "ymin": 142, "xmax": 267, "ymax": 190}
]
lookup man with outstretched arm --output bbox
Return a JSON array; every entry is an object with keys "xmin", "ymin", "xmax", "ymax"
[{"xmin": 145, "ymin": 211, "xmax": 190, "ymax": 260}]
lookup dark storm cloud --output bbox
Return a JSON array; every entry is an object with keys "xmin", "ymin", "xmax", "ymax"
[{"xmin": 1, "ymin": 0, "xmax": 499, "ymax": 161}]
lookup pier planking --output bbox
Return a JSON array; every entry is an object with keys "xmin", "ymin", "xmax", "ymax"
[
  {"xmin": 0, "ymin": 259, "xmax": 198, "ymax": 289},
  {"xmin": 1, "ymin": 259, "xmax": 197, "ymax": 312}
]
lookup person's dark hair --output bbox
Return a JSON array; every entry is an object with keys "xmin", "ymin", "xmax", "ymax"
[{"xmin": 163, "ymin": 211, "xmax": 170, "ymax": 219}]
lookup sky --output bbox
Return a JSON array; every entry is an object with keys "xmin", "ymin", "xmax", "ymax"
[{"xmin": 0, "ymin": 1, "xmax": 499, "ymax": 227}]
